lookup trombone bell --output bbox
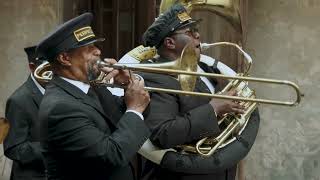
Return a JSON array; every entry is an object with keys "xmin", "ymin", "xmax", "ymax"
[{"xmin": 97, "ymin": 43, "xmax": 200, "ymax": 92}]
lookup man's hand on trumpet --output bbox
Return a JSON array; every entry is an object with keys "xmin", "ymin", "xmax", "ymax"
[
  {"xmin": 99, "ymin": 58, "xmax": 150, "ymax": 114},
  {"xmin": 99, "ymin": 58, "xmax": 131, "ymax": 86}
]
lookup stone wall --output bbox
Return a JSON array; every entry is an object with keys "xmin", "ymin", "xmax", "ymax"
[
  {"xmin": 245, "ymin": 0, "xmax": 320, "ymax": 179},
  {"xmin": 0, "ymin": 0, "xmax": 319, "ymax": 180},
  {"xmin": 0, "ymin": 1, "xmax": 62, "ymax": 179},
  {"xmin": 0, "ymin": 0, "xmax": 62, "ymax": 117}
]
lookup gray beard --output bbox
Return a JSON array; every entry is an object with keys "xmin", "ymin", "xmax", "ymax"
[{"xmin": 87, "ymin": 63, "xmax": 99, "ymax": 82}]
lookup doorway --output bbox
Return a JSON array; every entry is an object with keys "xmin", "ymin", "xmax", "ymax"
[{"xmin": 63, "ymin": 0, "xmax": 159, "ymax": 60}]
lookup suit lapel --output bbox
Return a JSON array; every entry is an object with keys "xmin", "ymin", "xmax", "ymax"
[
  {"xmin": 198, "ymin": 61, "xmax": 229, "ymax": 92},
  {"xmin": 91, "ymin": 86, "xmax": 124, "ymax": 126},
  {"xmin": 51, "ymin": 76, "xmax": 117, "ymax": 127},
  {"xmin": 25, "ymin": 76, "xmax": 43, "ymax": 108}
]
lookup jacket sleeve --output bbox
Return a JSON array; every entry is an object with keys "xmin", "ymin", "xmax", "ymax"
[
  {"xmin": 138, "ymin": 73, "xmax": 221, "ymax": 149},
  {"xmin": 145, "ymin": 90, "xmax": 221, "ymax": 149},
  {"xmin": 160, "ymin": 108, "xmax": 261, "ymax": 174},
  {"xmin": 4, "ymin": 98, "xmax": 44, "ymax": 166},
  {"xmin": 42, "ymin": 101, "xmax": 150, "ymax": 168}
]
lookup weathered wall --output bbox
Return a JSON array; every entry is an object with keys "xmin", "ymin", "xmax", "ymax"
[
  {"xmin": 0, "ymin": 0, "xmax": 62, "ymax": 117},
  {"xmin": 245, "ymin": 0, "xmax": 320, "ymax": 179},
  {"xmin": 0, "ymin": 1, "xmax": 62, "ymax": 179},
  {"xmin": 1, "ymin": 0, "xmax": 319, "ymax": 180}
]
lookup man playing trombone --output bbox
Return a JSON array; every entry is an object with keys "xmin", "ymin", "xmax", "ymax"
[{"xmin": 137, "ymin": 4, "xmax": 260, "ymax": 180}]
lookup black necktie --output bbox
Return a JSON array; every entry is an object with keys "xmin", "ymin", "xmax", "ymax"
[
  {"xmin": 87, "ymin": 87, "xmax": 100, "ymax": 103},
  {"xmin": 195, "ymin": 78, "xmax": 211, "ymax": 93}
]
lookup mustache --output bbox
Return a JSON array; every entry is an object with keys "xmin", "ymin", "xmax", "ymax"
[
  {"xmin": 87, "ymin": 59, "xmax": 101, "ymax": 81},
  {"xmin": 92, "ymin": 58, "xmax": 101, "ymax": 65}
]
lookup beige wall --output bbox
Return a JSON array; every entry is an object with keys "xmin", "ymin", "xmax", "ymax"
[
  {"xmin": 245, "ymin": 0, "xmax": 320, "ymax": 179},
  {"xmin": 0, "ymin": 0, "xmax": 62, "ymax": 117},
  {"xmin": 0, "ymin": 0, "xmax": 319, "ymax": 180},
  {"xmin": 0, "ymin": 1, "xmax": 62, "ymax": 179}
]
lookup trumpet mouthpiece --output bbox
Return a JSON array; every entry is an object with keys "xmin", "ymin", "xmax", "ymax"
[{"xmin": 96, "ymin": 59, "xmax": 107, "ymax": 68}]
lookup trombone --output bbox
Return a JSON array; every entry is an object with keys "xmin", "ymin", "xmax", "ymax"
[
  {"xmin": 97, "ymin": 43, "xmax": 302, "ymax": 107},
  {"xmin": 34, "ymin": 43, "xmax": 302, "ymax": 106}
]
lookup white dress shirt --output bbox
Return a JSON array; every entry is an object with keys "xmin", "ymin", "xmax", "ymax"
[{"xmin": 60, "ymin": 76, "xmax": 144, "ymax": 120}]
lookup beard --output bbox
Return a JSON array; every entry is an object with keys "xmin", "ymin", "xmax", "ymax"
[{"xmin": 87, "ymin": 60, "xmax": 100, "ymax": 82}]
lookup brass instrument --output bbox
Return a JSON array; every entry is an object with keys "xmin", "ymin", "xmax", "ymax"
[
  {"xmin": 34, "ymin": 42, "xmax": 302, "ymax": 158},
  {"xmin": 0, "ymin": 118, "xmax": 9, "ymax": 143},
  {"xmin": 183, "ymin": 43, "xmax": 257, "ymax": 156},
  {"xmin": 160, "ymin": 0, "xmax": 242, "ymax": 32},
  {"xmin": 33, "ymin": 0, "xmax": 302, "ymax": 158},
  {"xmin": 34, "ymin": 43, "xmax": 302, "ymax": 107},
  {"xmin": 97, "ymin": 42, "xmax": 302, "ymax": 157},
  {"xmin": 97, "ymin": 43, "xmax": 301, "ymax": 107},
  {"xmin": 33, "ymin": 61, "xmax": 52, "ymax": 83}
]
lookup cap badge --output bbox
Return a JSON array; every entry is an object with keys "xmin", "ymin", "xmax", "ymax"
[
  {"xmin": 177, "ymin": 12, "xmax": 191, "ymax": 22},
  {"xmin": 74, "ymin": 26, "xmax": 95, "ymax": 42}
]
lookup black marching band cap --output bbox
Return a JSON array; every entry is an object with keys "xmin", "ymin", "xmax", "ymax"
[
  {"xmin": 36, "ymin": 12, "xmax": 104, "ymax": 62},
  {"xmin": 24, "ymin": 45, "xmax": 47, "ymax": 65},
  {"xmin": 142, "ymin": 3, "xmax": 201, "ymax": 48}
]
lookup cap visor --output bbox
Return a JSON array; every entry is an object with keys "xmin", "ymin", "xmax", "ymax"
[
  {"xmin": 176, "ymin": 19, "xmax": 202, "ymax": 30},
  {"xmin": 75, "ymin": 37, "xmax": 105, "ymax": 49}
]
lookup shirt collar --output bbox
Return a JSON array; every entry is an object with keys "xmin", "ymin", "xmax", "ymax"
[
  {"xmin": 154, "ymin": 56, "xmax": 172, "ymax": 63},
  {"xmin": 30, "ymin": 73, "xmax": 45, "ymax": 95},
  {"xmin": 60, "ymin": 76, "xmax": 90, "ymax": 94},
  {"xmin": 197, "ymin": 65, "xmax": 215, "ymax": 94}
]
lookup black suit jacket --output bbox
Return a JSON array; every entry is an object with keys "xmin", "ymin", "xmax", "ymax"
[
  {"xmin": 4, "ymin": 76, "xmax": 46, "ymax": 180},
  {"xmin": 138, "ymin": 57, "xmax": 260, "ymax": 180},
  {"xmin": 39, "ymin": 76, "xmax": 150, "ymax": 180}
]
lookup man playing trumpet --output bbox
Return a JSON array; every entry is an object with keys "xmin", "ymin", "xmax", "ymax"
[{"xmin": 37, "ymin": 12, "xmax": 151, "ymax": 180}]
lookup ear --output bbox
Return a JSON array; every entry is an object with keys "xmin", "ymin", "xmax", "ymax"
[
  {"xmin": 163, "ymin": 37, "xmax": 175, "ymax": 49},
  {"xmin": 28, "ymin": 62, "xmax": 36, "ymax": 73},
  {"xmin": 56, "ymin": 52, "xmax": 72, "ymax": 66}
]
